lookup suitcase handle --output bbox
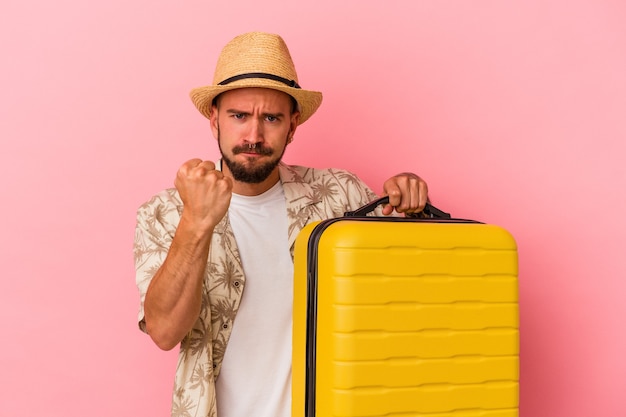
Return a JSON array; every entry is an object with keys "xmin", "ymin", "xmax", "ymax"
[{"xmin": 344, "ymin": 196, "xmax": 451, "ymax": 218}]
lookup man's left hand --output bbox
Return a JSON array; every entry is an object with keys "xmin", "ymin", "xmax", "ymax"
[{"xmin": 381, "ymin": 172, "xmax": 429, "ymax": 216}]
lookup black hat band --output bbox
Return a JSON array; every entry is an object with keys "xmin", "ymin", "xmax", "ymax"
[{"xmin": 218, "ymin": 72, "xmax": 301, "ymax": 89}]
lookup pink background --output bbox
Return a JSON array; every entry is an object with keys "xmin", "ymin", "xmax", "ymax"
[{"xmin": 1, "ymin": 0, "xmax": 624, "ymax": 416}]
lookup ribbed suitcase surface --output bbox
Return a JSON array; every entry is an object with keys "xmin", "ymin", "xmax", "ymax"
[{"xmin": 292, "ymin": 217, "xmax": 519, "ymax": 417}]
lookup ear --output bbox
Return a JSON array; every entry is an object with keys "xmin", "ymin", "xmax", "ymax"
[
  {"xmin": 210, "ymin": 104, "xmax": 219, "ymax": 139},
  {"xmin": 288, "ymin": 111, "xmax": 300, "ymax": 142}
]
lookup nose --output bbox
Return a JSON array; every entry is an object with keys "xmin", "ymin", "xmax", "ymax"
[{"xmin": 246, "ymin": 117, "xmax": 264, "ymax": 145}]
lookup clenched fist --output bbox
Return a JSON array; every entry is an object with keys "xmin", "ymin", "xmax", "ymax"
[{"xmin": 174, "ymin": 159, "xmax": 233, "ymax": 231}]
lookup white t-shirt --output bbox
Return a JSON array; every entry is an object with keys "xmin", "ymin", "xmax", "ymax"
[{"xmin": 216, "ymin": 181, "xmax": 294, "ymax": 417}]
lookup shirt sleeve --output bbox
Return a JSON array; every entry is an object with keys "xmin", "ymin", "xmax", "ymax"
[
  {"xmin": 133, "ymin": 189, "xmax": 181, "ymax": 332},
  {"xmin": 325, "ymin": 168, "xmax": 386, "ymax": 217}
]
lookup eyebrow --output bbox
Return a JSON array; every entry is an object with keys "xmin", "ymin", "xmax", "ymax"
[{"xmin": 225, "ymin": 109, "xmax": 285, "ymax": 119}]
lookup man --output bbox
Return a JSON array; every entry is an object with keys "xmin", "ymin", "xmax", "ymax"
[{"xmin": 134, "ymin": 32, "xmax": 429, "ymax": 417}]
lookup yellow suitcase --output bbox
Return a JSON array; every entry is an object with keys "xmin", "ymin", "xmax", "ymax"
[{"xmin": 292, "ymin": 198, "xmax": 519, "ymax": 417}]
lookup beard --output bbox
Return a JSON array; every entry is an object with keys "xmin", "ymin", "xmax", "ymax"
[{"xmin": 218, "ymin": 128, "xmax": 289, "ymax": 184}]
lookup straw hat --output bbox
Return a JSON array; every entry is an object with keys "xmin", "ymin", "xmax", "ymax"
[{"xmin": 190, "ymin": 32, "xmax": 323, "ymax": 125}]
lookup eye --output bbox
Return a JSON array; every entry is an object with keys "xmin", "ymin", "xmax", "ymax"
[
  {"xmin": 265, "ymin": 115, "xmax": 278, "ymax": 122},
  {"xmin": 232, "ymin": 113, "xmax": 246, "ymax": 120}
]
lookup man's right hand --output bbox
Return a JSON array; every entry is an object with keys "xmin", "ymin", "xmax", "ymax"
[
  {"xmin": 144, "ymin": 159, "xmax": 233, "ymax": 350},
  {"xmin": 174, "ymin": 159, "xmax": 233, "ymax": 231}
]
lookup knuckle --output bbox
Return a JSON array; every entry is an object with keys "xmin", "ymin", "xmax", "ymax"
[
  {"xmin": 200, "ymin": 160, "xmax": 216, "ymax": 170},
  {"xmin": 184, "ymin": 158, "xmax": 201, "ymax": 168}
]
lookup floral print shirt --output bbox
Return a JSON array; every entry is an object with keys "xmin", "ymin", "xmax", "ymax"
[{"xmin": 134, "ymin": 162, "xmax": 380, "ymax": 417}]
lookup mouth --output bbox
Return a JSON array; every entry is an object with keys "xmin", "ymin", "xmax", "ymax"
[{"xmin": 232, "ymin": 145, "xmax": 273, "ymax": 157}]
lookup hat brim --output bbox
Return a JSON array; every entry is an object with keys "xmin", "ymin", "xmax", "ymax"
[{"xmin": 190, "ymin": 79, "xmax": 323, "ymax": 125}]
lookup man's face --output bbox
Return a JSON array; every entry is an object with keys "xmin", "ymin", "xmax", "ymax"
[{"xmin": 210, "ymin": 88, "xmax": 299, "ymax": 184}]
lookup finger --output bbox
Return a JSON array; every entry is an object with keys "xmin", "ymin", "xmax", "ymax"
[
  {"xmin": 403, "ymin": 176, "xmax": 428, "ymax": 213},
  {"xmin": 189, "ymin": 161, "xmax": 217, "ymax": 178},
  {"xmin": 406, "ymin": 176, "xmax": 423, "ymax": 213},
  {"xmin": 381, "ymin": 200, "xmax": 394, "ymax": 216},
  {"xmin": 382, "ymin": 177, "xmax": 402, "ymax": 215},
  {"xmin": 400, "ymin": 175, "xmax": 428, "ymax": 213},
  {"xmin": 184, "ymin": 160, "xmax": 221, "ymax": 179},
  {"xmin": 388, "ymin": 189, "xmax": 403, "ymax": 207},
  {"xmin": 181, "ymin": 158, "xmax": 203, "ymax": 172},
  {"xmin": 219, "ymin": 175, "xmax": 234, "ymax": 192},
  {"xmin": 177, "ymin": 159, "xmax": 204, "ymax": 183},
  {"xmin": 417, "ymin": 180, "xmax": 429, "ymax": 211},
  {"xmin": 195, "ymin": 160, "xmax": 216, "ymax": 171}
]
